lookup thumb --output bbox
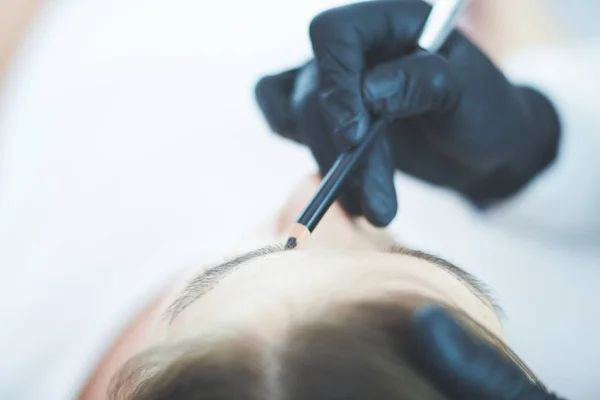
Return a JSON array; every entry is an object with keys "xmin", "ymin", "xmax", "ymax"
[
  {"xmin": 362, "ymin": 52, "xmax": 459, "ymax": 119},
  {"xmin": 411, "ymin": 305, "xmax": 554, "ymax": 400},
  {"xmin": 255, "ymin": 67, "xmax": 302, "ymax": 141}
]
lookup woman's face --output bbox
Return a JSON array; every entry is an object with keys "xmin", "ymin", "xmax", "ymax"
[{"xmin": 144, "ymin": 176, "xmax": 503, "ymax": 348}]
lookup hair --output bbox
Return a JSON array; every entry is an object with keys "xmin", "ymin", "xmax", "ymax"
[{"xmin": 109, "ymin": 295, "xmax": 537, "ymax": 400}]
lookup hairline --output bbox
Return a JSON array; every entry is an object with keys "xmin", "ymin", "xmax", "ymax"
[{"xmin": 110, "ymin": 296, "xmax": 523, "ymax": 400}]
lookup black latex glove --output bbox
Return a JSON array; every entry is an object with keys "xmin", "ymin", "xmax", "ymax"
[
  {"xmin": 255, "ymin": 0, "xmax": 560, "ymax": 227},
  {"xmin": 411, "ymin": 305, "xmax": 567, "ymax": 400}
]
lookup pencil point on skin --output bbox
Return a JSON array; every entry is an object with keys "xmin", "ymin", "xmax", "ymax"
[
  {"xmin": 285, "ymin": 237, "xmax": 298, "ymax": 249},
  {"xmin": 286, "ymin": 222, "xmax": 311, "ymax": 248}
]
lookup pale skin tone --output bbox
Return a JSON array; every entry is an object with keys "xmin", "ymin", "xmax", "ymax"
[
  {"xmin": 461, "ymin": 0, "xmax": 563, "ymax": 63},
  {"xmin": 80, "ymin": 175, "xmax": 504, "ymax": 399},
  {"xmin": 0, "ymin": 0, "xmax": 44, "ymax": 87},
  {"xmin": 0, "ymin": 1, "xmax": 563, "ymax": 398}
]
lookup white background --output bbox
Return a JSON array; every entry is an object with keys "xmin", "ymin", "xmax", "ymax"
[{"xmin": 0, "ymin": 0, "xmax": 599, "ymax": 398}]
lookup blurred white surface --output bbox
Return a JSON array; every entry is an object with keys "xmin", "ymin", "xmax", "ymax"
[{"xmin": 0, "ymin": 0, "xmax": 599, "ymax": 399}]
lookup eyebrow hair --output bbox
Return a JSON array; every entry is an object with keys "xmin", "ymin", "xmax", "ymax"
[
  {"xmin": 163, "ymin": 243, "xmax": 501, "ymax": 323},
  {"xmin": 164, "ymin": 243, "xmax": 286, "ymax": 322},
  {"xmin": 383, "ymin": 245, "xmax": 502, "ymax": 315}
]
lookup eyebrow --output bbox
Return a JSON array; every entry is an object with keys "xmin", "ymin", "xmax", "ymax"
[
  {"xmin": 163, "ymin": 243, "xmax": 501, "ymax": 322},
  {"xmin": 384, "ymin": 245, "xmax": 502, "ymax": 315},
  {"xmin": 164, "ymin": 243, "xmax": 286, "ymax": 322}
]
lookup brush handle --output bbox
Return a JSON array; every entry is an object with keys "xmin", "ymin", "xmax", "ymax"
[{"xmin": 296, "ymin": 118, "xmax": 386, "ymax": 232}]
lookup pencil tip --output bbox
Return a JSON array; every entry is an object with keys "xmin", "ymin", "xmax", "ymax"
[{"xmin": 285, "ymin": 237, "xmax": 298, "ymax": 249}]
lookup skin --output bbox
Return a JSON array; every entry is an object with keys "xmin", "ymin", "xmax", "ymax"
[
  {"xmin": 0, "ymin": 0, "xmax": 43, "ymax": 88},
  {"xmin": 80, "ymin": 175, "xmax": 503, "ymax": 399},
  {"xmin": 462, "ymin": 0, "xmax": 563, "ymax": 63}
]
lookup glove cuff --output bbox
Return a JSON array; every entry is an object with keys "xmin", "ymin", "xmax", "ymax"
[{"xmin": 464, "ymin": 87, "xmax": 561, "ymax": 208}]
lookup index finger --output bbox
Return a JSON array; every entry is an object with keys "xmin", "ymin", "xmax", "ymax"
[{"xmin": 308, "ymin": 0, "xmax": 432, "ymax": 146}]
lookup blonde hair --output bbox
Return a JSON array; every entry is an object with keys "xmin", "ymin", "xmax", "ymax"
[{"xmin": 110, "ymin": 295, "xmax": 539, "ymax": 400}]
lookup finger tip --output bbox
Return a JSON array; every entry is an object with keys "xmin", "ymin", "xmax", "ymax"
[
  {"xmin": 412, "ymin": 305, "xmax": 479, "ymax": 369},
  {"xmin": 365, "ymin": 201, "xmax": 397, "ymax": 227},
  {"xmin": 410, "ymin": 305, "xmax": 451, "ymax": 379},
  {"xmin": 255, "ymin": 76, "xmax": 296, "ymax": 135},
  {"xmin": 413, "ymin": 305, "xmax": 448, "ymax": 330},
  {"xmin": 254, "ymin": 74, "xmax": 284, "ymax": 103},
  {"xmin": 411, "ymin": 305, "xmax": 458, "ymax": 355},
  {"xmin": 362, "ymin": 181, "xmax": 398, "ymax": 227},
  {"xmin": 341, "ymin": 114, "xmax": 371, "ymax": 145}
]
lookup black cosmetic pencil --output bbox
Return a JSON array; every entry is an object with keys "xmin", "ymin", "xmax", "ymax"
[
  {"xmin": 285, "ymin": 119, "xmax": 385, "ymax": 249},
  {"xmin": 285, "ymin": 0, "xmax": 467, "ymax": 249}
]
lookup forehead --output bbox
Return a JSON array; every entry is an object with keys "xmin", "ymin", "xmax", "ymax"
[
  {"xmin": 217, "ymin": 249, "xmax": 455, "ymax": 298},
  {"xmin": 166, "ymin": 249, "xmax": 502, "ymax": 340}
]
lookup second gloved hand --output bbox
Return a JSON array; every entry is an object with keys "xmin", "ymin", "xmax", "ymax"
[
  {"xmin": 411, "ymin": 305, "xmax": 568, "ymax": 400},
  {"xmin": 255, "ymin": 0, "xmax": 560, "ymax": 227}
]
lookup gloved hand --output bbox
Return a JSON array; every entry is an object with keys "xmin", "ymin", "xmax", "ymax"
[
  {"xmin": 411, "ymin": 305, "xmax": 567, "ymax": 400},
  {"xmin": 255, "ymin": 0, "xmax": 560, "ymax": 227}
]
